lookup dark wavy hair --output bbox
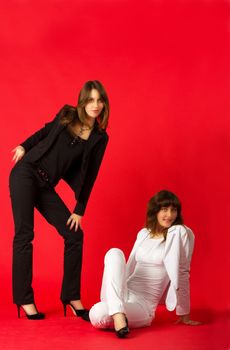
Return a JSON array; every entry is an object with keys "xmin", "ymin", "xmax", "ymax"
[
  {"xmin": 60, "ymin": 80, "xmax": 109, "ymax": 130},
  {"xmin": 145, "ymin": 190, "xmax": 183, "ymax": 240}
]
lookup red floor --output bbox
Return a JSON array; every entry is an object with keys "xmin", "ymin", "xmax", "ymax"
[{"xmin": 0, "ymin": 303, "xmax": 229, "ymax": 350}]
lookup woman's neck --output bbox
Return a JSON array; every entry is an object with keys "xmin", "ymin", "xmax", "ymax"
[
  {"xmin": 152, "ymin": 232, "xmax": 164, "ymax": 238},
  {"xmin": 152, "ymin": 224, "xmax": 167, "ymax": 237},
  {"xmin": 156, "ymin": 225, "xmax": 166, "ymax": 234},
  {"xmin": 84, "ymin": 116, "xmax": 95, "ymax": 128}
]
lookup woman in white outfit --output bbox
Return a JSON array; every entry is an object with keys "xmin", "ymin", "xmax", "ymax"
[{"xmin": 89, "ymin": 190, "xmax": 200, "ymax": 338}]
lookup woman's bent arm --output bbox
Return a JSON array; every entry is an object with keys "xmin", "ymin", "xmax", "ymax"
[
  {"xmin": 74, "ymin": 135, "xmax": 108, "ymax": 216},
  {"xmin": 20, "ymin": 113, "xmax": 60, "ymax": 152}
]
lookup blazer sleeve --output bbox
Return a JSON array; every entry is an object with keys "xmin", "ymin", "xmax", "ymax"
[
  {"xmin": 164, "ymin": 225, "xmax": 195, "ymax": 314},
  {"xmin": 74, "ymin": 134, "xmax": 109, "ymax": 216},
  {"xmin": 176, "ymin": 226, "xmax": 195, "ymax": 315},
  {"xmin": 20, "ymin": 113, "xmax": 60, "ymax": 152}
]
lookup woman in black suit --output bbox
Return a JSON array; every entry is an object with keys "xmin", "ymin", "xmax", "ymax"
[{"xmin": 9, "ymin": 80, "xmax": 109, "ymax": 320}]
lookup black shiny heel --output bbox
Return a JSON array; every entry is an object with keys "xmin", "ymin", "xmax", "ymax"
[
  {"xmin": 62, "ymin": 302, "xmax": 90, "ymax": 322},
  {"xmin": 16, "ymin": 304, "xmax": 45, "ymax": 320},
  {"xmin": 115, "ymin": 316, "xmax": 130, "ymax": 338}
]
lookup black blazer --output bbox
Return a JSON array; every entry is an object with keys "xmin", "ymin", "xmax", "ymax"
[{"xmin": 21, "ymin": 107, "xmax": 109, "ymax": 216}]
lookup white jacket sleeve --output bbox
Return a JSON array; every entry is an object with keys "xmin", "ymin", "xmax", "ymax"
[
  {"xmin": 164, "ymin": 225, "xmax": 195, "ymax": 315},
  {"xmin": 176, "ymin": 226, "xmax": 195, "ymax": 315}
]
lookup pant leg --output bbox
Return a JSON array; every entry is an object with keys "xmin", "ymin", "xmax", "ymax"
[
  {"xmin": 89, "ymin": 301, "xmax": 152, "ymax": 329},
  {"xmin": 100, "ymin": 248, "xmax": 127, "ymax": 315},
  {"xmin": 89, "ymin": 248, "xmax": 152, "ymax": 329},
  {"xmin": 35, "ymin": 187, "xmax": 83, "ymax": 301},
  {"xmin": 9, "ymin": 162, "xmax": 37, "ymax": 304}
]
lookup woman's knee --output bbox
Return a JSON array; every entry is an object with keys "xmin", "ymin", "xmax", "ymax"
[
  {"xmin": 13, "ymin": 231, "xmax": 34, "ymax": 246},
  {"xmin": 62, "ymin": 226, "xmax": 83, "ymax": 244},
  {"xmin": 104, "ymin": 248, "xmax": 125, "ymax": 264},
  {"xmin": 89, "ymin": 303, "xmax": 112, "ymax": 329}
]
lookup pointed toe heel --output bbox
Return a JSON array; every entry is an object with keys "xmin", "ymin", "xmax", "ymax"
[
  {"xmin": 115, "ymin": 316, "xmax": 130, "ymax": 339},
  {"xmin": 116, "ymin": 326, "xmax": 130, "ymax": 338},
  {"xmin": 62, "ymin": 302, "xmax": 90, "ymax": 322},
  {"xmin": 16, "ymin": 304, "xmax": 45, "ymax": 320}
]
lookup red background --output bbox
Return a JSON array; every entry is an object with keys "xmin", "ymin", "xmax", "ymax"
[{"xmin": 1, "ymin": 0, "xmax": 229, "ymax": 335}]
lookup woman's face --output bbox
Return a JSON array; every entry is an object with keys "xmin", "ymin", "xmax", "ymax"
[
  {"xmin": 156, "ymin": 205, "xmax": 178, "ymax": 229},
  {"xmin": 85, "ymin": 89, "xmax": 104, "ymax": 119}
]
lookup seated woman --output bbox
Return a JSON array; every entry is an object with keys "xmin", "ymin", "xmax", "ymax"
[{"xmin": 89, "ymin": 190, "xmax": 200, "ymax": 338}]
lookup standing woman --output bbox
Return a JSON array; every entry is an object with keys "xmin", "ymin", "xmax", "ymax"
[{"xmin": 9, "ymin": 80, "xmax": 109, "ymax": 320}]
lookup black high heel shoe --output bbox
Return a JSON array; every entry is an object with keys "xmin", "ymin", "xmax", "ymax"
[
  {"xmin": 115, "ymin": 316, "xmax": 130, "ymax": 339},
  {"xmin": 17, "ymin": 304, "xmax": 45, "ymax": 320},
  {"xmin": 62, "ymin": 302, "xmax": 90, "ymax": 322}
]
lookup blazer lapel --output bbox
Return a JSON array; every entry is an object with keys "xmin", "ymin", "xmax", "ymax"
[{"xmin": 85, "ymin": 127, "xmax": 104, "ymax": 152}]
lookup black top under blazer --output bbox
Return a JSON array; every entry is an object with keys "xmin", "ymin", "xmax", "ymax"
[{"xmin": 20, "ymin": 106, "xmax": 109, "ymax": 216}]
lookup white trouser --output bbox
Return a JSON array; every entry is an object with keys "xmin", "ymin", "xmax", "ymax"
[{"xmin": 89, "ymin": 248, "xmax": 153, "ymax": 329}]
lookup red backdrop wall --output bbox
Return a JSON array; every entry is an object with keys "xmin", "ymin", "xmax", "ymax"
[{"xmin": 1, "ymin": 0, "xmax": 229, "ymax": 314}]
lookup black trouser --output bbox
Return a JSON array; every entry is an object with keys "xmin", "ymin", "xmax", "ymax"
[{"xmin": 9, "ymin": 160, "xmax": 83, "ymax": 305}]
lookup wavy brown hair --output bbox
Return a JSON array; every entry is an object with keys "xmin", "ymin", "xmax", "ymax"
[
  {"xmin": 60, "ymin": 80, "xmax": 109, "ymax": 130},
  {"xmin": 145, "ymin": 190, "xmax": 183, "ymax": 240}
]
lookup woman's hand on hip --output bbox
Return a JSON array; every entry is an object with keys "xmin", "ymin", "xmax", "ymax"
[
  {"xmin": 66, "ymin": 214, "xmax": 82, "ymax": 232},
  {"xmin": 11, "ymin": 145, "xmax": 25, "ymax": 163},
  {"xmin": 175, "ymin": 314, "xmax": 202, "ymax": 326}
]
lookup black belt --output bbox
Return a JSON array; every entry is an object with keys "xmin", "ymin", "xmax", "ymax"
[{"xmin": 37, "ymin": 167, "xmax": 49, "ymax": 183}]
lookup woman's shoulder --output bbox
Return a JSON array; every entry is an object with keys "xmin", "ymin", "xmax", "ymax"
[
  {"xmin": 168, "ymin": 224, "xmax": 194, "ymax": 238},
  {"xmin": 136, "ymin": 228, "xmax": 150, "ymax": 240},
  {"xmin": 57, "ymin": 104, "xmax": 76, "ymax": 118}
]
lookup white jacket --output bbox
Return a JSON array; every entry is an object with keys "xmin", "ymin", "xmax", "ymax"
[{"xmin": 126, "ymin": 225, "xmax": 195, "ymax": 315}]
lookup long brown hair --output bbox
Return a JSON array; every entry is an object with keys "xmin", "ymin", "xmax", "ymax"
[
  {"xmin": 60, "ymin": 80, "xmax": 109, "ymax": 130},
  {"xmin": 145, "ymin": 190, "xmax": 183, "ymax": 240}
]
